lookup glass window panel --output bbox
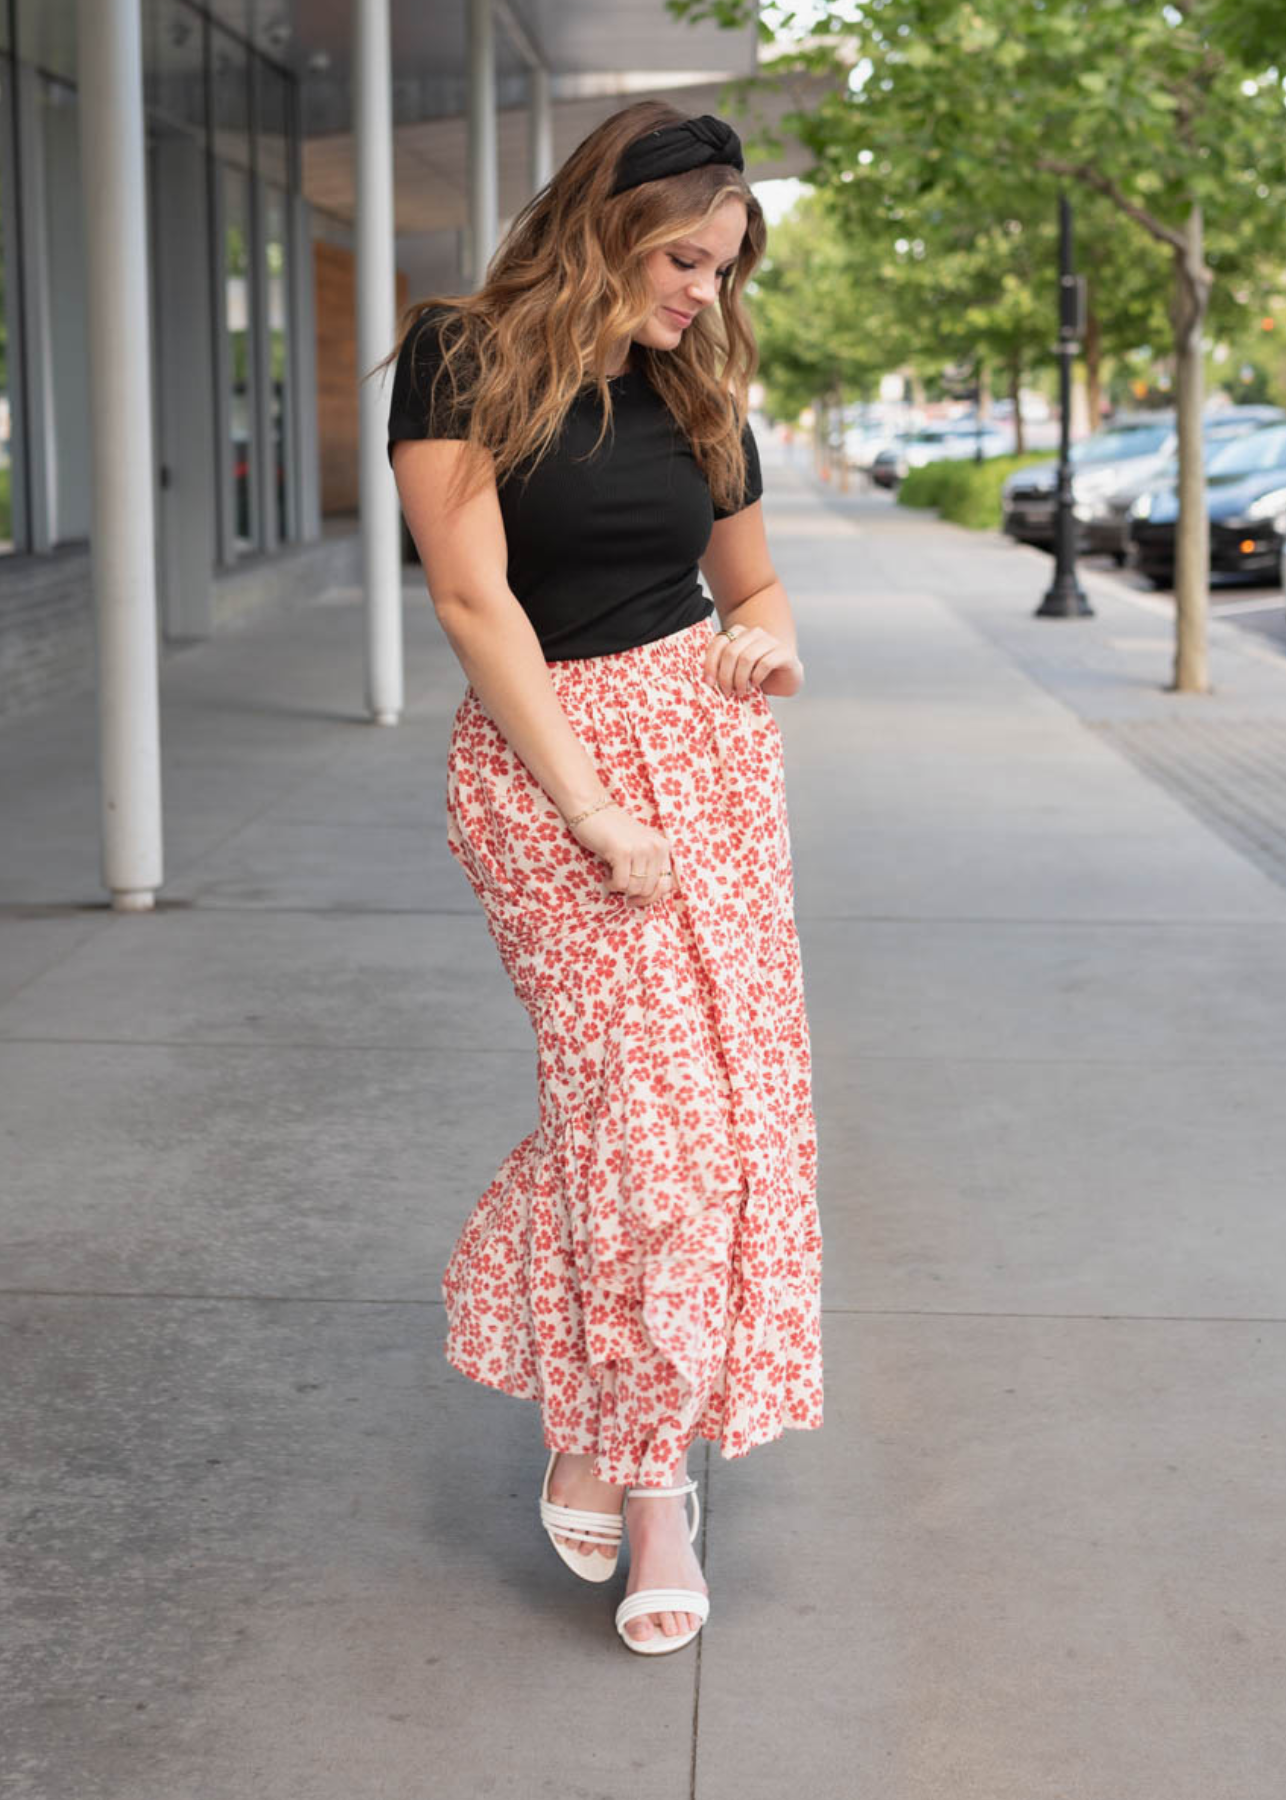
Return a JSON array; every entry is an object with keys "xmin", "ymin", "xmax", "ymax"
[
  {"xmin": 38, "ymin": 73, "xmax": 91, "ymax": 546},
  {"xmin": 143, "ymin": 0, "xmax": 206, "ymax": 141},
  {"xmin": 209, "ymin": 0, "xmax": 250, "ymax": 38},
  {"xmin": 0, "ymin": 56, "xmax": 17, "ymax": 552},
  {"xmin": 223, "ymin": 164, "xmax": 256, "ymax": 553},
  {"xmin": 15, "ymin": 0, "xmax": 77, "ymax": 85},
  {"xmin": 263, "ymin": 184, "xmax": 291, "ymax": 543},
  {"xmin": 211, "ymin": 24, "xmax": 250, "ymax": 173},
  {"xmin": 256, "ymin": 56, "xmax": 290, "ymax": 190}
]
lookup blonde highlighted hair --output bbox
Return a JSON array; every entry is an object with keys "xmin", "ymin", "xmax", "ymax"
[{"xmin": 382, "ymin": 98, "xmax": 766, "ymax": 511}]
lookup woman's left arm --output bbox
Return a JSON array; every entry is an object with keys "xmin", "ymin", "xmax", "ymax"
[{"xmin": 698, "ymin": 500, "xmax": 805, "ymax": 698}]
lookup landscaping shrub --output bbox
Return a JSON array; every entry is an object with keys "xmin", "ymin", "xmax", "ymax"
[{"xmin": 898, "ymin": 452, "xmax": 1053, "ymax": 530}]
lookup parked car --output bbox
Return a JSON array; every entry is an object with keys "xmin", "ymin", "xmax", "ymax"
[
  {"xmin": 872, "ymin": 421, "xmax": 1010, "ymax": 486},
  {"xmin": 1002, "ymin": 415, "xmax": 1176, "ymax": 552},
  {"xmin": 870, "ymin": 435, "xmax": 911, "ymax": 488},
  {"xmin": 1003, "ymin": 407, "xmax": 1286, "ymax": 559},
  {"xmin": 992, "ymin": 393, "xmax": 1052, "ymax": 424},
  {"xmin": 1128, "ymin": 420, "xmax": 1286, "ymax": 588},
  {"xmin": 844, "ymin": 426, "xmax": 904, "ymax": 472},
  {"xmin": 1093, "ymin": 405, "xmax": 1286, "ymax": 560}
]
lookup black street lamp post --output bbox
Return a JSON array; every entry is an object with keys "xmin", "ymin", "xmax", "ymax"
[{"xmin": 1037, "ymin": 194, "xmax": 1092, "ymax": 618}]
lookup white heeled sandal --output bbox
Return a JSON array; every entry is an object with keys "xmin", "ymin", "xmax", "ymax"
[
  {"xmin": 615, "ymin": 1477, "xmax": 709, "ymax": 1656},
  {"xmin": 538, "ymin": 1451, "xmax": 625, "ymax": 1583}
]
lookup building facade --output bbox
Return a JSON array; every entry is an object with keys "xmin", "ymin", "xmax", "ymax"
[
  {"xmin": 1, "ymin": 1, "xmax": 336, "ymax": 717},
  {"xmin": 0, "ymin": 0, "xmax": 814, "ymax": 908}
]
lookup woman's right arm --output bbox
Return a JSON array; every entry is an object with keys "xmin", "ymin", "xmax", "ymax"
[{"xmin": 391, "ymin": 436, "xmax": 676, "ymax": 907}]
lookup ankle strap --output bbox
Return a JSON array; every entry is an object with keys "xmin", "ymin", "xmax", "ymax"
[{"xmin": 625, "ymin": 1477, "xmax": 698, "ymax": 1499}]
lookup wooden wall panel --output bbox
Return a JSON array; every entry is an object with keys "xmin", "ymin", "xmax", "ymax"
[{"xmin": 313, "ymin": 241, "xmax": 408, "ymax": 517}]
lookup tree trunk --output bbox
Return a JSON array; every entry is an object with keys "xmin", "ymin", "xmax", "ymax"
[
  {"xmin": 834, "ymin": 381, "xmax": 849, "ymax": 492},
  {"xmin": 1170, "ymin": 202, "xmax": 1212, "ymax": 695},
  {"xmin": 1008, "ymin": 357, "xmax": 1025, "ymax": 454},
  {"xmin": 1085, "ymin": 303, "xmax": 1103, "ymax": 431}
]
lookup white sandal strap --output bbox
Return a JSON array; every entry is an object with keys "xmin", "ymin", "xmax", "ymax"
[
  {"xmin": 615, "ymin": 1589, "xmax": 710, "ymax": 1630},
  {"xmin": 624, "ymin": 1478, "xmax": 700, "ymax": 1543},
  {"xmin": 538, "ymin": 1497, "xmax": 624, "ymax": 1542}
]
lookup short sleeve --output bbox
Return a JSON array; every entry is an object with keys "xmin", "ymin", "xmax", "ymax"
[
  {"xmin": 711, "ymin": 418, "xmax": 763, "ymax": 521},
  {"xmin": 386, "ymin": 309, "xmax": 473, "ymax": 462}
]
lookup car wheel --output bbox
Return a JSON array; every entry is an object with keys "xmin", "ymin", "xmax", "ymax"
[
  {"xmin": 1143, "ymin": 572, "xmax": 1173, "ymax": 591},
  {"xmin": 1112, "ymin": 550, "xmax": 1127, "ymax": 567}
]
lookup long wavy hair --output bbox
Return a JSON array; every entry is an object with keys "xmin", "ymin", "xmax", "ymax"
[{"xmin": 381, "ymin": 99, "xmax": 766, "ymax": 511}]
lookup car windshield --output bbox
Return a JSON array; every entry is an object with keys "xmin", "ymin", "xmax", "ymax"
[
  {"xmin": 1206, "ymin": 425, "xmax": 1286, "ymax": 476},
  {"xmin": 1072, "ymin": 425, "xmax": 1172, "ymax": 465},
  {"xmin": 1203, "ymin": 417, "xmax": 1272, "ymax": 442}
]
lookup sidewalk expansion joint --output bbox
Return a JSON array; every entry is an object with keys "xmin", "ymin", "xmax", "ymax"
[
  {"xmin": 0, "ymin": 1035, "xmax": 533, "ymax": 1055},
  {"xmin": 821, "ymin": 1306, "xmax": 1286, "ymax": 1323},
  {"xmin": 0, "ymin": 1287, "xmax": 447, "ymax": 1306},
  {"xmin": 2, "ymin": 1290, "xmax": 1284, "ymax": 1325}
]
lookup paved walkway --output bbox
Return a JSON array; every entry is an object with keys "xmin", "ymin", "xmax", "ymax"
[{"xmin": 4, "ymin": 445, "xmax": 1286, "ymax": 1799}]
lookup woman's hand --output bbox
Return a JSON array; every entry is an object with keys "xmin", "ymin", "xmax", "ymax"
[
  {"xmin": 568, "ymin": 803, "xmax": 678, "ymax": 908},
  {"xmin": 703, "ymin": 624, "xmax": 805, "ymax": 699}
]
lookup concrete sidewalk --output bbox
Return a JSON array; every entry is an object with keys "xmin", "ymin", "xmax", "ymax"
[{"xmin": 4, "ymin": 446, "xmax": 1286, "ymax": 1799}]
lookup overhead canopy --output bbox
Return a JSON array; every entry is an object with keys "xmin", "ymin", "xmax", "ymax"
[
  {"xmin": 193, "ymin": 0, "xmax": 822, "ymax": 231},
  {"xmin": 206, "ymin": 0, "xmax": 760, "ymax": 128},
  {"xmin": 305, "ymin": 73, "xmax": 828, "ymax": 232}
]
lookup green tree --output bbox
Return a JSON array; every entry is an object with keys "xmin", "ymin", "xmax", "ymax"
[
  {"xmin": 848, "ymin": 193, "xmax": 1172, "ymax": 441},
  {"xmin": 747, "ymin": 192, "xmax": 911, "ymax": 475},
  {"xmin": 681, "ymin": 0, "xmax": 1286, "ymax": 692}
]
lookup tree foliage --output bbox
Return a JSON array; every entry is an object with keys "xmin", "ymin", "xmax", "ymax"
[
  {"xmin": 746, "ymin": 191, "xmax": 910, "ymax": 417},
  {"xmin": 678, "ymin": 0, "xmax": 1286, "ymax": 691}
]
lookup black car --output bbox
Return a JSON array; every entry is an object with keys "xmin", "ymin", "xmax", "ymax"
[{"xmin": 1129, "ymin": 421, "xmax": 1286, "ymax": 588}]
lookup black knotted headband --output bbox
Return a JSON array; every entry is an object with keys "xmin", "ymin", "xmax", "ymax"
[{"xmin": 610, "ymin": 115, "xmax": 745, "ymax": 196}]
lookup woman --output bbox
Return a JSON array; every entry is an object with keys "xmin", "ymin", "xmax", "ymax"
[{"xmin": 387, "ymin": 100, "xmax": 822, "ymax": 1656}]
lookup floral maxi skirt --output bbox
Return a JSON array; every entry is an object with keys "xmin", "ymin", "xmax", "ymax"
[{"xmin": 441, "ymin": 613, "xmax": 823, "ymax": 1487}]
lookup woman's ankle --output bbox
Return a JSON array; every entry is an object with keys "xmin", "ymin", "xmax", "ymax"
[{"xmin": 551, "ymin": 1451, "xmax": 625, "ymax": 1492}]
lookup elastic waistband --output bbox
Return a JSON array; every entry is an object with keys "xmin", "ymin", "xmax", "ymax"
[{"xmin": 545, "ymin": 614, "xmax": 715, "ymax": 676}]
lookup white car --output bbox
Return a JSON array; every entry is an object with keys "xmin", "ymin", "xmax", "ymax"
[
  {"xmin": 843, "ymin": 426, "xmax": 903, "ymax": 472},
  {"xmin": 872, "ymin": 422, "xmax": 1010, "ymax": 486}
]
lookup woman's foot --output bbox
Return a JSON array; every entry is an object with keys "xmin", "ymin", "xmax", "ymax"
[
  {"xmin": 546, "ymin": 1452, "xmax": 626, "ymax": 1560},
  {"xmin": 622, "ymin": 1477, "xmax": 707, "ymax": 1645}
]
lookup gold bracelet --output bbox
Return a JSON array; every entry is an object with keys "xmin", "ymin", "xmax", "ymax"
[{"xmin": 563, "ymin": 795, "xmax": 616, "ymax": 828}]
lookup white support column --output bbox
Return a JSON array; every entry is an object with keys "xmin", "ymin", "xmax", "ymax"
[
  {"xmin": 529, "ymin": 64, "xmax": 553, "ymax": 195},
  {"xmin": 468, "ymin": 0, "xmax": 497, "ymax": 287},
  {"xmin": 354, "ymin": 0, "xmax": 403, "ymax": 726},
  {"xmin": 76, "ymin": 0, "xmax": 163, "ymax": 912}
]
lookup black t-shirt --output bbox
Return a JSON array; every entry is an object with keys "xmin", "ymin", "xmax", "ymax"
[{"xmin": 386, "ymin": 309, "xmax": 763, "ymax": 660}]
